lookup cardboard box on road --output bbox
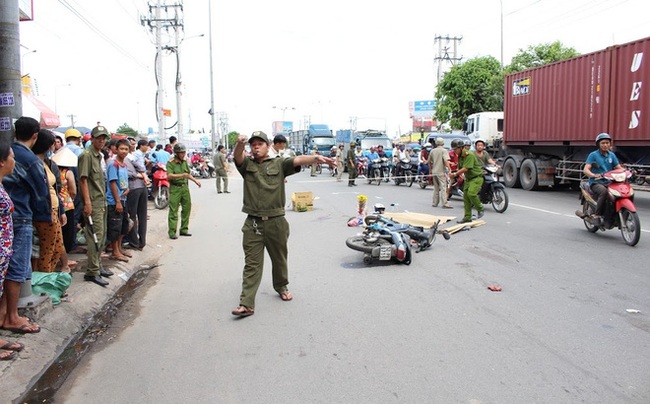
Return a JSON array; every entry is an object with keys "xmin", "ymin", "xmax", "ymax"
[{"xmin": 291, "ymin": 191, "xmax": 314, "ymax": 211}]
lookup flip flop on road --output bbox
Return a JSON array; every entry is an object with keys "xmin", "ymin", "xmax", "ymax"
[
  {"xmin": 0, "ymin": 340, "xmax": 25, "ymax": 352},
  {"xmin": 278, "ymin": 290, "xmax": 293, "ymax": 301},
  {"xmin": 1, "ymin": 322, "xmax": 41, "ymax": 334}
]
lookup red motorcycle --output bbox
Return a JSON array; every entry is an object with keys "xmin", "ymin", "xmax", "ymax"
[
  {"xmin": 576, "ymin": 169, "xmax": 641, "ymax": 246},
  {"xmin": 151, "ymin": 162, "xmax": 170, "ymax": 209}
]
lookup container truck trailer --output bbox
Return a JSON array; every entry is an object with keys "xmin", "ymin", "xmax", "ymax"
[{"xmin": 466, "ymin": 36, "xmax": 650, "ymax": 190}]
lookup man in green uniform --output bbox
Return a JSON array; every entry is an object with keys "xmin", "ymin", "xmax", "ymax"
[
  {"xmin": 166, "ymin": 143, "xmax": 201, "ymax": 239},
  {"xmin": 78, "ymin": 126, "xmax": 113, "ymax": 286},
  {"xmin": 346, "ymin": 141, "xmax": 357, "ymax": 187},
  {"xmin": 213, "ymin": 145, "xmax": 229, "ymax": 193},
  {"xmin": 231, "ymin": 131, "xmax": 333, "ymax": 317},
  {"xmin": 450, "ymin": 140, "xmax": 484, "ymax": 223}
]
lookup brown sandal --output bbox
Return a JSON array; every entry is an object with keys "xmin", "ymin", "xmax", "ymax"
[{"xmin": 231, "ymin": 306, "xmax": 254, "ymax": 317}]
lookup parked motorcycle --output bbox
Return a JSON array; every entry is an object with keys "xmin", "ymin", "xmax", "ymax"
[
  {"xmin": 346, "ymin": 214, "xmax": 450, "ymax": 265},
  {"xmin": 203, "ymin": 160, "xmax": 216, "ymax": 178},
  {"xmin": 393, "ymin": 158, "xmax": 415, "ymax": 187},
  {"xmin": 575, "ymin": 169, "xmax": 641, "ymax": 246},
  {"xmin": 367, "ymin": 158, "xmax": 383, "ymax": 185},
  {"xmin": 150, "ymin": 162, "xmax": 170, "ymax": 209},
  {"xmin": 479, "ymin": 165, "xmax": 508, "ymax": 213}
]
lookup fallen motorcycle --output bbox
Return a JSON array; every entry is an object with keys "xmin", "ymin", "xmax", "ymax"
[{"xmin": 346, "ymin": 214, "xmax": 450, "ymax": 265}]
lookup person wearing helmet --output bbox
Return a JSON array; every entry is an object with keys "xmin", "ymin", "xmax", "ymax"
[
  {"xmin": 63, "ymin": 128, "xmax": 83, "ymax": 157},
  {"xmin": 450, "ymin": 139, "xmax": 484, "ymax": 223},
  {"xmin": 428, "ymin": 137, "xmax": 453, "ymax": 208},
  {"xmin": 583, "ymin": 133, "xmax": 622, "ymax": 222},
  {"xmin": 230, "ymin": 131, "xmax": 334, "ymax": 317},
  {"xmin": 474, "ymin": 139, "xmax": 497, "ymax": 167},
  {"xmin": 166, "ymin": 142, "xmax": 202, "ymax": 239}
]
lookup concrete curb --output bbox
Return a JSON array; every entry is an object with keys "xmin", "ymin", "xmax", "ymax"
[{"xmin": 0, "ymin": 205, "xmax": 167, "ymax": 403}]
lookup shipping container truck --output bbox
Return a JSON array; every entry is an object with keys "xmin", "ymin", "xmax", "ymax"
[
  {"xmin": 467, "ymin": 36, "xmax": 650, "ymax": 190},
  {"xmin": 288, "ymin": 124, "xmax": 335, "ymax": 155}
]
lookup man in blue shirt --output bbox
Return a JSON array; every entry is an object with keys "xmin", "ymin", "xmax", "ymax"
[
  {"xmin": 0, "ymin": 117, "xmax": 50, "ymax": 334},
  {"xmin": 583, "ymin": 133, "xmax": 622, "ymax": 221}
]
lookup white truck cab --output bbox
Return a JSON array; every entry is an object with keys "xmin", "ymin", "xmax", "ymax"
[{"xmin": 464, "ymin": 111, "xmax": 503, "ymax": 147}]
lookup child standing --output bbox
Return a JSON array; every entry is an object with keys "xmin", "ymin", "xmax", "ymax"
[{"xmin": 106, "ymin": 139, "xmax": 131, "ymax": 262}]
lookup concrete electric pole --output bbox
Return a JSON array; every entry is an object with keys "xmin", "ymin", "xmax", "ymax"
[
  {"xmin": 0, "ymin": 1, "xmax": 23, "ymax": 138},
  {"xmin": 141, "ymin": 1, "xmax": 184, "ymax": 142},
  {"xmin": 434, "ymin": 35, "xmax": 463, "ymax": 87}
]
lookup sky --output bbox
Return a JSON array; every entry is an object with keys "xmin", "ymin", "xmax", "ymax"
[{"xmin": 18, "ymin": 0, "xmax": 650, "ymax": 142}]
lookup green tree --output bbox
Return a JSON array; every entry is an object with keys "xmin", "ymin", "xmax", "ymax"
[
  {"xmin": 505, "ymin": 41, "xmax": 579, "ymax": 74},
  {"xmin": 434, "ymin": 56, "xmax": 503, "ymax": 129},
  {"xmin": 226, "ymin": 131, "xmax": 240, "ymax": 149},
  {"xmin": 115, "ymin": 123, "xmax": 138, "ymax": 137}
]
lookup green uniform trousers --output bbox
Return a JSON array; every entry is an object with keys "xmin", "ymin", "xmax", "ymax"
[
  {"xmin": 215, "ymin": 168, "xmax": 228, "ymax": 192},
  {"xmin": 239, "ymin": 215, "xmax": 290, "ymax": 309},
  {"xmin": 463, "ymin": 176, "xmax": 484, "ymax": 221},
  {"xmin": 168, "ymin": 184, "xmax": 191, "ymax": 237},
  {"xmin": 84, "ymin": 206, "xmax": 106, "ymax": 276},
  {"xmin": 347, "ymin": 163, "xmax": 357, "ymax": 184}
]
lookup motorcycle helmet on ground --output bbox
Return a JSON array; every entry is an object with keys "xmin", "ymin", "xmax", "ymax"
[
  {"xmin": 173, "ymin": 143, "xmax": 187, "ymax": 153},
  {"xmin": 373, "ymin": 203, "xmax": 386, "ymax": 214},
  {"xmin": 595, "ymin": 133, "xmax": 612, "ymax": 145}
]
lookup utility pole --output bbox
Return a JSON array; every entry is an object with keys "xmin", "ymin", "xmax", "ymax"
[
  {"xmin": 67, "ymin": 114, "xmax": 76, "ymax": 128},
  {"xmin": 433, "ymin": 35, "xmax": 463, "ymax": 87},
  {"xmin": 0, "ymin": 0, "xmax": 22, "ymax": 138},
  {"xmin": 217, "ymin": 111, "xmax": 228, "ymax": 149},
  {"xmin": 141, "ymin": 1, "xmax": 184, "ymax": 142},
  {"xmin": 208, "ymin": 0, "xmax": 217, "ymax": 151}
]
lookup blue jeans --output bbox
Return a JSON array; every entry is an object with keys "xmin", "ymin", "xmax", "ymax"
[{"xmin": 6, "ymin": 219, "xmax": 33, "ymax": 283}]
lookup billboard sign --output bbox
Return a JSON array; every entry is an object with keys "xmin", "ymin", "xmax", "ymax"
[
  {"xmin": 272, "ymin": 121, "xmax": 293, "ymax": 135},
  {"xmin": 410, "ymin": 100, "xmax": 436, "ymax": 118}
]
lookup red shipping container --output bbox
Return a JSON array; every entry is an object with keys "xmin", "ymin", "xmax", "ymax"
[{"xmin": 504, "ymin": 36, "xmax": 650, "ymax": 147}]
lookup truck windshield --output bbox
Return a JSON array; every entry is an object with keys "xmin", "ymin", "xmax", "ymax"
[
  {"xmin": 313, "ymin": 137, "xmax": 336, "ymax": 147},
  {"xmin": 360, "ymin": 138, "xmax": 392, "ymax": 151}
]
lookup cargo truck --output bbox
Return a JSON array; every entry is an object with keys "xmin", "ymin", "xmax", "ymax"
[
  {"xmin": 466, "ymin": 36, "xmax": 650, "ymax": 190},
  {"xmin": 288, "ymin": 124, "xmax": 335, "ymax": 155}
]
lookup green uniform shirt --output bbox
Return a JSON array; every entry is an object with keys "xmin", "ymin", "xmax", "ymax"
[
  {"xmin": 167, "ymin": 158, "xmax": 190, "ymax": 186},
  {"xmin": 346, "ymin": 148, "xmax": 356, "ymax": 168},
  {"xmin": 236, "ymin": 156, "xmax": 299, "ymax": 217},
  {"xmin": 461, "ymin": 151, "xmax": 483, "ymax": 180},
  {"xmin": 78, "ymin": 147, "xmax": 106, "ymax": 208},
  {"xmin": 214, "ymin": 152, "xmax": 227, "ymax": 170}
]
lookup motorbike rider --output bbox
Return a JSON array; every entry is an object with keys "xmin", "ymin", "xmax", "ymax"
[
  {"xmin": 418, "ymin": 142, "xmax": 432, "ymax": 178},
  {"xmin": 450, "ymin": 139, "xmax": 484, "ymax": 223},
  {"xmin": 583, "ymin": 133, "xmax": 622, "ymax": 224},
  {"xmin": 474, "ymin": 139, "xmax": 497, "ymax": 167},
  {"xmin": 376, "ymin": 145, "xmax": 387, "ymax": 158}
]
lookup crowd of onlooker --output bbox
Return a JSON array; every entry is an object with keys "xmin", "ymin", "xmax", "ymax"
[{"xmin": 0, "ymin": 117, "xmax": 181, "ymax": 361}]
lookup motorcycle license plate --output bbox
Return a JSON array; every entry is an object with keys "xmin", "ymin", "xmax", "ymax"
[{"xmin": 379, "ymin": 245, "xmax": 392, "ymax": 260}]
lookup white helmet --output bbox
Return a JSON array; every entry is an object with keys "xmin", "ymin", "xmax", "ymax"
[
  {"xmin": 373, "ymin": 203, "xmax": 385, "ymax": 213},
  {"xmin": 424, "ymin": 142, "xmax": 432, "ymax": 148}
]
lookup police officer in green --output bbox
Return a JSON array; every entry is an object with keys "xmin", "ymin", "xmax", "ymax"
[
  {"xmin": 450, "ymin": 139, "xmax": 484, "ymax": 223},
  {"xmin": 346, "ymin": 141, "xmax": 358, "ymax": 187},
  {"xmin": 166, "ymin": 143, "xmax": 201, "ymax": 239},
  {"xmin": 231, "ymin": 131, "xmax": 333, "ymax": 317}
]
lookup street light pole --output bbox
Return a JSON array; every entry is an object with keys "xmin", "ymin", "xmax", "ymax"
[
  {"xmin": 500, "ymin": 0, "xmax": 504, "ymax": 69},
  {"xmin": 208, "ymin": 0, "xmax": 217, "ymax": 151}
]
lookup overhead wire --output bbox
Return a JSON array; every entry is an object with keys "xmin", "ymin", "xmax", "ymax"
[{"xmin": 57, "ymin": 0, "xmax": 149, "ymax": 70}]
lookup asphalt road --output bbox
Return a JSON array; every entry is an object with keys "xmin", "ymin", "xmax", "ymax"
[{"xmin": 56, "ymin": 169, "xmax": 650, "ymax": 403}]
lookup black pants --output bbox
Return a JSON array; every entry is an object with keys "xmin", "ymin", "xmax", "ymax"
[
  {"xmin": 62, "ymin": 209, "xmax": 76, "ymax": 252},
  {"xmin": 590, "ymin": 183, "xmax": 608, "ymax": 216},
  {"xmin": 127, "ymin": 187, "xmax": 148, "ymax": 248}
]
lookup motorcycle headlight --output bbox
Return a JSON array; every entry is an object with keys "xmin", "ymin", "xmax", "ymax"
[{"xmin": 609, "ymin": 172, "xmax": 626, "ymax": 182}]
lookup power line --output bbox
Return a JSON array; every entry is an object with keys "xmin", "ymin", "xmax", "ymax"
[{"xmin": 57, "ymin": 0, "xmax": 149, "ymax": 70}]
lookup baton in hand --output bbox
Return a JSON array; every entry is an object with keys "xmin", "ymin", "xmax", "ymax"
[{"xmin": 85, "ymin": 214, "xmax": 100, "ymax": 252}]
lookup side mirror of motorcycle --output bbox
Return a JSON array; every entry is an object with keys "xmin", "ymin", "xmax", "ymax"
[{"xmin": 441, "ymin": 231, "xmax": 451, "ymax": 240}]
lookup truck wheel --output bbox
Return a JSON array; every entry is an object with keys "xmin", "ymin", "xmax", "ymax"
[
  {"xmin": 503, "ymin": 159, "xmax": 520, "ymax": 188},
  {"xmin": 520, "ymin": 159, "xmax": 539, "ymax": 191}
]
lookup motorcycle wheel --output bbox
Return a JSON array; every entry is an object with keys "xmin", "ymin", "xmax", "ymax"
[
  {"xmin": 154, "ymin": 186, "xmax": 170, "ymax": 209},
  {"xmin": 406, "ymin": 173, "xmax": 414, "ymax": 187},
  {"xmin": 582, "ymin": 203, "xmax": 599, "ymax": 233},
  {"xmin": 374, "ymin": 169, "xmax": 381, "ymax": 185},
  {"xmin": 619, "ymin": 208, "xmax": 641, "ymax": 247},
  {"xmin": 419, "ymin": 178, "xmax": 427, "ymax": 189},
  {"xmin": 210, "ymin": 171, "xmax": 217, "ymax": 178},
  {"xmin": 491, "ymin": 187, "xmax": 509, "ymax": 213},
  {"xmin": 345, "ymin": 235, "xmax": 391, "ymax": 254}
]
